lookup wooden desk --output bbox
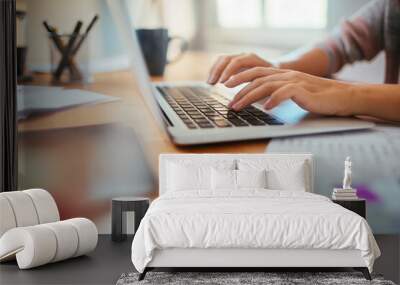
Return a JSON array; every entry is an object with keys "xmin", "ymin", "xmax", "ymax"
[
  {"xmin": 18, "ymin": 51, "xmax": 268, "ymax": 164},
  {"xmin": 17, "ymin": 52, "xmax": 268, "ymax": 228}
]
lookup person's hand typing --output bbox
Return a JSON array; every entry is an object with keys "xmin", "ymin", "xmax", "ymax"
[
  {"xmin": 207, "ymin": 53, "xmax": 275, "ymax": 85},
  {"xmin": 224, "ymin": 67, "xmax": 355, "ymax": 117}
]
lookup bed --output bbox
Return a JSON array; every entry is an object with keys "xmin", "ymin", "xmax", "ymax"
[{"xmin": 131, "ymin": 154, "xmax": 380, "ymax": 281}]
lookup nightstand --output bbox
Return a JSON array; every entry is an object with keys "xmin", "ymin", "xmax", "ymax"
[
  {"xmin": 332, "ymin": 199, "xmax": 366, "ymax": 218},
  {"xmin": 111, "ymin": 197, "xmax": 150, "ymax": 242}
]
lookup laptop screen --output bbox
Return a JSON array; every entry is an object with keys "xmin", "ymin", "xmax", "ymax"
[{"xmin": 107, "ymin": 0, "xmax": 167, "ymax": 133}]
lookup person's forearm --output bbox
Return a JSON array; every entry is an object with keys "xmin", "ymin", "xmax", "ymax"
[
  {"xmin": 351, "ymin": 84, "xmax": 400, "ymax": 122},
  {"xmin": 278, "ymin": 48, "xmax": 330, "ymax": 77}
]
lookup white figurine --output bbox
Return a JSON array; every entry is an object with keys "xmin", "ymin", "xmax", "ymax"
[
  {"xmin": 332, "ymin": 156, "xmax": 357, "ymax": 200},
  {"xmin": 342, "ymin": 156, "xmax": 352, "ymax": 189}
]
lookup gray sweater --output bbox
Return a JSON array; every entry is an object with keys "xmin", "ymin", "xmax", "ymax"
[{"xmin": 319, "ymin": 0, "xmax": 400, "ymax": 83}]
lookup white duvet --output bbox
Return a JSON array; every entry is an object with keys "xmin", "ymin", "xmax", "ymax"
[{"xmin": 131, "ymin": 190, "xmax": 380, "ymax": 273}]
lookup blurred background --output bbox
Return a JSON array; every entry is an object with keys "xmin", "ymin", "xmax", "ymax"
[
  {"xmin": 17, "ymin": 0, "xmax": 383, "ymax": 82},
  {"xmin": 16, "ymin": 0, "xmax": 390, "ymax": 235}
]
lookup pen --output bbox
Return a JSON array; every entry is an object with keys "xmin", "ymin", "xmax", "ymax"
[
  {"xmin": 43, "ymin": 21, "xmax": 81, "ymax": 79},
  {"xmin": 53, "ymin": 20, "xmax": 83, "ymax": 80},
  {"xmin": 72, "ymin": 14, "xmax": 99, "ymax": 56}
]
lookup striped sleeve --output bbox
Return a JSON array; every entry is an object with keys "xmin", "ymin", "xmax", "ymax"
[{"xmin": 317, "ymin": 0, "xmax": 386, "ymax": 76}]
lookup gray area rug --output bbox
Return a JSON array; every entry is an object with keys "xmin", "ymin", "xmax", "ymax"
[{"xmin": 116, "ymin": 272, "xmax": 396, "ymax": 285}]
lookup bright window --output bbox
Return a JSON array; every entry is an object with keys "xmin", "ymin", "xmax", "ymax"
[
  {"xmin": 265, "ymin": 0, "xmax": 327, "ymax": 29},
  {"xmin": 216, "ymin": 0, "xmax": 262, "ymax": 28},
  {"xmin": 216, "ymin": 0, "xmax": 328, "ymax": 30}
]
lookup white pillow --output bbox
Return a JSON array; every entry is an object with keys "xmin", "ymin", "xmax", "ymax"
[
  {"xmin": 237, "ymin": 159, "xmax": 308, "ymax": 191},
  {"xmin": 166, "ymin": 159, "xmax": 235, "ymax": 191},
  {"xmin": 211, "ymin": 169, "xmax": 236, "ymax": 190},
  {"xmin": 211, "ymin": 169, "xmax": 267, "ymax": 191},
  {"xmin": 167, "ymin": 162, "xmax": 210, "ymax": 191},
  {"xmin": 236, "ymin": 169, "xmax": 267, "ymax": 189}
]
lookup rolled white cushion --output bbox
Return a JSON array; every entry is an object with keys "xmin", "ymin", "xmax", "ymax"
[
  {"xmin": 43, "ymin": 221, "xmax": 79, "ymax": 262},
  {"xmin": 66, "ymin": 218, "xmax": 98, "ymax": 257},
  {"xmin": 0, "ymin": 192, "xmax": 39, "ymax": 227},
  {"xmin": 0, "ymin": 226, "xmax": 57, "ymax": 269},
  {"xmin": 23, "ymin": 189, "xmax": 59, "ymax": 224},
  {"xmin": 0, "ymin": 196, "xmax": 17, "ymax": 237},
  {"xmin": 0, "ymin": 189, "xmax": 59, "ymax": 239},
  {"xmin": 0, "ymin": 218, "xmax": 98, "ymax": 269}
]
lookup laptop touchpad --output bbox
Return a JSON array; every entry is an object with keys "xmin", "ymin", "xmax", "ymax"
[{"xmin": 270, "ymin": 100, "xmax": 309, "ymax": 124}]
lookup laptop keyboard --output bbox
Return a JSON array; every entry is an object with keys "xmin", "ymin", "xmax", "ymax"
[{"xmin": 157, "ymin": 86, "xmax": 284, "ymax": 129}]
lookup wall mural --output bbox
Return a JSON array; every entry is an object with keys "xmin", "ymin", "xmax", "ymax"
[
  {"xmin": 18, "ymin": 124, "xmax": 155, "ymax": 234},
  {"xmin": 268, "ymin": 125, "xmax": 400, "ymax": 234}
]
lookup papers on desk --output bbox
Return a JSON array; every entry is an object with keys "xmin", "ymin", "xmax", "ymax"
[
  {"xmin": 267, "ymin": 125, "xmax": 400, "ymax": 234},
  {"xmin": 17, "ymin": 85, "xmax": 119, "ymax": 120}
]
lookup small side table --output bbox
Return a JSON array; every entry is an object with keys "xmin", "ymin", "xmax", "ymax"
[
  {"xmin": 332, "ymin": 199, "xmax": 366, "ymax": 218},
  {"xmin": 112, "ymin": 197, "xmax": 150, "ymax": 242}
]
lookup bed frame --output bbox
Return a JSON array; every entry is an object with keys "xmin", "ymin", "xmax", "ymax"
[
  {"xmin": 138, "ymin": 154, "xmax": 372, "ymax": 281},
  {"xmin": 140, "ymin": 248, "xmax": 371, "ymax": 280}
]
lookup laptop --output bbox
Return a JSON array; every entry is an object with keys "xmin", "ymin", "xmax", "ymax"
[{"xmin": 107, "ymin": 0, "xmax": 374, "ymax": 145}]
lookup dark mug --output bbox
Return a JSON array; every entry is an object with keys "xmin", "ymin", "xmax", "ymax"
[{"xmin": 136, "ymin": 28, "xmax": 188, "ymax": 76}]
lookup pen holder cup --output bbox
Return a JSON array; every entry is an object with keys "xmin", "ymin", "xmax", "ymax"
[{"xmin": 49, "ymin": 34, "xmax": 91, "ymax": 84}]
